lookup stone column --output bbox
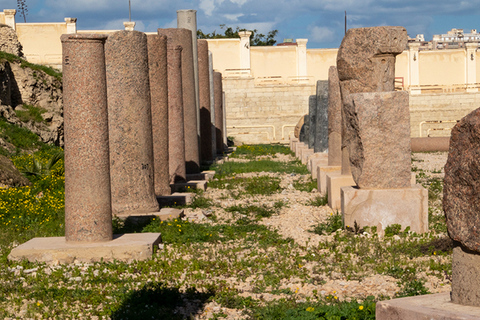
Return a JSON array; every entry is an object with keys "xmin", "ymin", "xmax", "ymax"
[
  {"xmin": 239, "ymin": 31, "xmax": 252, "ymax": 72},
  {"xmin": 177, "ymin": 10, "xmax": 201, "ymax": 143},
  {"xmin": 105, "ymin": 31, "xmax": 159, "ymax": 215},
  {"xmin": 61, "ymin": 34, "xmax": 112, "ymax": 242},
  {"xmin": 198, "ymin": 39, "xmax": 214, "ymax": 162},
  {"xmin": 223, "ymin": 91, "xmax": 227, "ymax": 146},
  {"xmin": 296, "ymin": 39, "xmax": 308, "ymax": 78},
  {"xmin": 209, "ymin": 51, "xmax": 217, "ymax": 157},
  {"xmin": 167, "ymin": 43, "xmax": 186, "ymax": 183},
  {"xmin": 466, "ymin": 42, "xmax": 478, "ymax": 93},
  {"xmin": 327, "ymin": 66, "xmax": 342, "ymax": 166},
  {"xmin": 124, "ymin": 22, "xmax": 136, "ymax": 31},
  {"xmin": 65, "ymin": 18, "xmax": 77, "ymax": 34},
  {"xmin": 214, "ymin": 71, "xmax": 224, "ymax": 152},
  {"xmin": 315, "ymin": 80, "xmax": 328, "ymax": 153},
  {"xmin": 408, "ymin": 42, "xmax": 421, "ymax": 95},
  {"xmin": 147, "ymin": 34, "xmax": 170, "ymax": 196},
  {"xmin": 158, "ymin": 28, "xmax": 200, "ymax": 173},
  {"xmin": 4, "ymin": 9, "xmax": 16, "ymax": 30},
  {"xmin": 308, "ymin": 95, "xmax": 316, "ymax": 149}
]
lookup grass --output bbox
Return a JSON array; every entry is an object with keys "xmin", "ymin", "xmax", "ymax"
[
  {"xmin": 0, "ymin": 141, "xmax": 452, "ymax": 319},
  {"xmin": 0, "ymin": 51, "xmax": 62, "ymax": 82},
  {"xmin": 0, "ymin": 117, "xmax": 46, "ymax": 156},
  {"xmin": 15, "ymin": 104, "xmax": 47, "ymax": 123}
]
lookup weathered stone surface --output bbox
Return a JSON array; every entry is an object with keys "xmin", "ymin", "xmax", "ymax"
[
  {"xmin": 0, "ymin": 24, "xmax": 23, "ymax": 57},
  {"xmin": 166, "ymin": 43, "xmax": 186, "ymax": 183},
  {"xmin": 213, "ymin": 71, "xmax": 224, "ymax": 153},
  {"xmin": 0, "ymin": 154, "xmax": 30, "ymax": 187},
  {"xmin": 294, "ymin": 115, "xmax": 305, "ymax": 139},
  {"xmin": 147, "ymin": 34, "xmax": 170, "ymax": 196},
  {"xmin": 315, "ymin": 80, "xmax": 328, "ymax": 153},
  {"xmin": 198, "ymin": 39, "xmax": 213, "ymax": 162},
  {"xmin": 158, "ymin": 28, "xmax": 200, "ymax": 173},
  {"xmin": 337, "ymin": 26, "xmax": 407, "ymax": 96},
  {"xmin": 444, "ymin": 107, "xmax": 480, "ymax": 252},
  {"xmin": 452, "ymin": 244, "xmax": 480, "ymax": 306},
  {"xmin": 300, "ymin": 114, "xmax": 309, "ymax": 143},
  {"xmin": 308, "ymin": 95, "xmax": 316, "ymax": 149},
  {"xmin": 105, "ymin": 31, "xmax": 159, "ymax": 215},
  {"xmin": 327, "ymin": 66, "xmax": 342, "ymax": 166},
  {"xmin": 62, "ymin": 33, "xmax": 112, "ymax": 242},
  {"xmin": 343, "ymin": 91, "xmax": 411, "ymax": 189}
]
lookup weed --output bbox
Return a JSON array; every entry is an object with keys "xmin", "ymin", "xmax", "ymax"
[
  {"xmin": 312, "ymin": 211, "xmax": 343, "ymax": 235},
  {"xmin": 15, "ymin": 104, "xmax": 47, "ymax": 123},
  {"xmin": 307, "ymin": 194, "xmax": 328, "ymax": 207},
  {"xmin": 226, "ymin": 204, "xmax": 275, "ymax": 220},
  {"xmin": 384, "ymin": 224, "xmax": 402, "ymax": 237},
  {"xmin": 293, "ymin": 177, "xmax": 317, "ymax": 192}
]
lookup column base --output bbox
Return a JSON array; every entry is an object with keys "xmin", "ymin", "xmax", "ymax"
[
  {"xmin": 317, "ymin": 165, "xmax": 341, "ymax": 194},
  {"xmin": 326, "ymin": 172, "xmax": 355, "ymax": 210},
  {"xmin": 307, "ymin": 153, "xmax": 328, "ymax": 179}
]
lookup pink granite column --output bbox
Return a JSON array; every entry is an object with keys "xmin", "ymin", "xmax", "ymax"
[
  {"xmin": 158, "ymin": 28, "xmax": 200, "ymax": 173},
  {"xmin": 328, "ymin": 66, "xmax": 342, "ymax": 167},
  {"xmin": 167, "ymin": 43, "xmax": 187, "ymax": 183},
  {"xmin": 198, "ymin": 39, "xmax": 213, "ymax": 162},
  {"xmin": 147, "ymin": 34, "xmax": 170, "ymax": 196},
  {"xmin": 105, "ymin": 31, "xmax": 159, "ymax": 215},
  {"xmin": 214, "ymin": 71, "xmax": 224, "ymax": 153},
  {"xmin": 61, "ymin": 34, "xmax": 112, "ymax": 242}
]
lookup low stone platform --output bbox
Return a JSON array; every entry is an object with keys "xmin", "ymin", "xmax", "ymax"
[
  {"xmin": 171, "ymin": 180, "xmax": 207, "ymax": 192},
  {"xmin": 376, "ymin": 292, "xmax": 480, "ymax": 320},
  {"xmin": 341, "ymin": 185, "xmax": 428, "ymax": 233},
  {"xmin": 326, "ymin": 172, "xmax": 355, "ymax": 210},
  {"xmin": 8, "ymin": 233, "xmax": 162, "ymax": 264},
  {"xmin": 186, "ymin": 170, "xmax": 216, "ymax": 181},
  {"xmin": 301, "ymin": 148, "xmax": 314, "ymax": 164},
  {"xmin": 307, "ymin": 153, "xmax": 328, "ymax": 179},
  {"xmin": 317, "ymin": 165, "xmax": 341, "ymax": 194},
  {"xmin": 114, "ymin": 208, "xmax": 184, "ymax": 221},
  {"xmin": 157, "ymin": 192, "xmax": 194, "ymax": 206}
]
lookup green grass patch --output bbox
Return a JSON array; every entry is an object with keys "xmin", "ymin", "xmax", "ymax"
[
  {"xmin": 226, "ymin": 204, "xmax": 275, "ymax": 220},
  {"xmin": 293, "ymin": 177, "xmax": 317, "ymax": 192},
  {"xmin": 0, "ymin": 51, "xmax": 62, "ymax": 82},
  {"xmin": 15, "ymin": 104, "xmax": 47, "ymax": 123},
  {"xmin": 307, "ymin": 194, "xmax": 328, "ymax": 206},
  {"xmin": 230, "ymin": 143, "xmax": 293, "ymax": 158},
  {"xmin": 0, "ymin": 118, "xmax": 46, "ymax": 156},
  {"xmin": 213, "ymin": 159, "xmax": 309, "ymax": 177},
  {"xmin": 312, "ymin": 211, "xmax": 343, "ymax": 235}
]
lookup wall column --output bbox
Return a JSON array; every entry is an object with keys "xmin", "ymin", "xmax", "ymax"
[
  {"xmin": 409, "ymin": 42, "xmax": 421, "ymax": 95},
  {"xmin": 4, "ymin": 9, "xmax": 16, "ymax": 30},
  {"xmin": 296, "ymin": 39, "xmax": 308, "ymax": 78},
  {"xmin": 65, "ymin": 18, "xmax": 77, "ymax": 34},
  {"xmin": 239, "ymin": 31, "xmax": 252, "ymax": 73},
  {"xmin": 466, "ymin": 42, "xmax": 478, "ymax": 93}
]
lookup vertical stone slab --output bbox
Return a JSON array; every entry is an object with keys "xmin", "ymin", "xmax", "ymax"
[
  {"xmin": 315, "ymin": 80, "xmax": 328, "ymax": 153},
  {"xmin": 343, "ymin": 91, "xmax": 411, "ymax": 189},
  {"xmin": 308, "ymin": 95, "xmax": 316, "ymax": 149},
  {"xmin": 62, "ymin": 34, "xmax": 112, "ymax": 242},
  {"xmin": 208, "ymin": 51, "xmax": 217, "ymax": 157},
  {"xmin": 300, "ymin": 114, "xmax": 309, "ymax": 144},
  {"xmin": 158, "ymin": 28, "xmax": 200, "ymax": 173},
  {"xmin": 177, "ymin": 10, "xmax": 201, "ymax": 139},
  {"xmin": 198, "ymin": 39, "xmax": 213, "ymax": 162},
  {"xmin": 105, "ymin": 31, "xmax": 159, "ymax": 215},
  {"xmin": 147, "ymin": 34, "xmax": 170, "ymax": 196},
  {"xmin": 166, "ymin": 43, "xmax": 186, "ymax": 183},
  {"xmin": 327, "ymin": 66, "xmax": 342, "ymax": 166},
  {"xmin": 214, "ymin": 71, "xmax": 224, "ymax": 152}
]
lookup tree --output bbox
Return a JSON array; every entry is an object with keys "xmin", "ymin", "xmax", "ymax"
[
  {"xmin": 17, "ymin": 0, "xmax": 28, "ymax": 23},
  {"xmin": 197, "ymin": 25, "xmax": 278, "ymax": 46}
]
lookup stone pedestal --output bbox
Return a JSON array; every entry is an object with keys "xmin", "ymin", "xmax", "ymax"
[
  {"xmin": 301, "ymin": 148, "xmax": 314, "ymax": 165},
  {"xmin": 341, "ymin": 185, "xmax": 428, "ymax": 233},
  {"xmin": 290, "ymin": 137, "xmax": 299, "ymax": 151},
  {"xmin": 317, "ymin": 165, "xmax": 341, "ymax": 194},
  {"xmin": 452, "ymin": 245, "xmax": 480, "ymax": 306},
  {"xmin": 158, "ymin": 28, "xmax": 200, "ymax": 173},
  {"xmin": 307, "ymin": 153, "xmax": 328, "ymax": 180},
  {"xmin": 105, "ymin": 31, "xmax": 160, "ymax": 216},
  {"xmin": 376, "ymin": 293, "xmax": 480, "ymax": 320},
  {"xmin": 295, "ymin": 142, "xmax": 308, "ymax": 157},
  {"xmin": 61, "ymin": 34, "xmax": 112, "ymax": 242},
  {"xmin": 327, "ymin": 172, "xmax": 355, "ymax": 210},
  {"xmin": 166, "ymin": 43, "xmax": 186, "ymax": 183},
  {"xmin": 198, "ymin": 39, "xmax": 213, "ymax": 162},
  {"xmin": 147, "ymin": 34, "xmax": 170, "ymax": 196}
]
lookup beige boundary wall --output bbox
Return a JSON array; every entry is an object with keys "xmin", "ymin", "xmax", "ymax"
[{"xmin": 3, "ymin": 9, "xmax": 480, "ymax": 144}]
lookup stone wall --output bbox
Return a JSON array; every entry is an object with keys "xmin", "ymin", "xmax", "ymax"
[
  {"xmin": 409, "ymin": 92, "xmax": 480, "ymax": 137},
  {"xmin": 224, "ymin": 76, "xmax": 315, "ymax": 144}
]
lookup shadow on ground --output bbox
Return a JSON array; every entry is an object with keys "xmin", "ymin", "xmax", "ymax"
[{"xmin": 111, "ymin": 282, "xmax": 214, "ymax": 319}]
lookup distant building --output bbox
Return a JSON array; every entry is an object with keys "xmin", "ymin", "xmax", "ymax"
[{"xmin": 411, "ymin": 28, "xmax": 480, "ymax": 50}]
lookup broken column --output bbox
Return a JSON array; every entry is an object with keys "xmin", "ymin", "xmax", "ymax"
[
  {"xmin": 166, "ymin": 42, "xmax": 186, "ymax": 183},
  {"xmin": 198, "ymin": 39, "xmax": 214, "ymax": 162},
  {"xmin": 214, "ymin": 71, "xmax": 225, "ymax": 153},
  {"xmin": 62, "ymin": 34, "xmax": 112, "ymax": 242},
  {"xmin": 337, "ymin": 27, "xmax": 427, "ymax": 233},
  {"xmin": 147, "ymin": 34, "xmax": 170, "ymax": 196},
  {"xmin": 158, "ymin": 28, "xmax": 200, "ymax": 173},
  {"xmin": 318, "ymin": 67, "xmax": 343, "ymax": 194},
  {"xmin": 105, "ymin": 31, "xmax": 160, "ymax": 215}
]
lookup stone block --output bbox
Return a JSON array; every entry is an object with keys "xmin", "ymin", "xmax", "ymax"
[
  {"xmin": 411, "ymin": 137, "xmax": 450, "ymax": 152},
  {"xmin": 317, "ymin": 165, "xmax": 341, "ymax": 194},
  {"xmin": 343, "ymin": 91, "xmax": 411, "ymax": 189},
  {"xmin": 307, "ymin": 154, "xmax": 328, "ymax": 180},
  {"xmin": 301, "ymin": 148, "xmax": 314, "ymax": 165},
  {"xmin": 295, "ymin": 143, "xmax": 308, "ymax": 158},
  {"xmin": 341, "ymin": 185, "xmax": 428, "ymax": 233},
  {"xmin": 157, "ymin": 192, "xmax": 194, "ymax": 207},
  {"xmin": 327, "ymin": 172, "xmax": 355, "ymax": 210},
  {"xmin": 171, "ymin": 180, "xmax": 207, "ymax": 193},
  {"xmin": 290, "ymin": 137, "xmax": 299, "ymax": 150},
  {"xmin": 376, "ymin": 293, "xmax": 480, "ymax": 320},
  {"xmin": 452, "ymin": 245, "xmax": 480, "ymax": 307},
  {"xmin": 8, "ymin": 233, "xmax": 162, "ymax": 264}
]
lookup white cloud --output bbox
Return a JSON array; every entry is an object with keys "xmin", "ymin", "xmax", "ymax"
[
  {"xmin": 309, "ymin": 26, "xmax": 335, "ymax": 42},
  {"xmin": 199, "ymin": 0, "xmax": 216, "ymax": 16},
  {"xmin": 230, "ymin": 0, "xmax": 249, "ymax": 6},
  {"xmin": 223, "ymin": 13, "xmax": 243, "ymax": 21}
]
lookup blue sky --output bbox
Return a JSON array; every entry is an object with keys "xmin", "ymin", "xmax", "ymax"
[{"xmin": 4, "ymin": 0, "xmax": 480, "ymax": 48}]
